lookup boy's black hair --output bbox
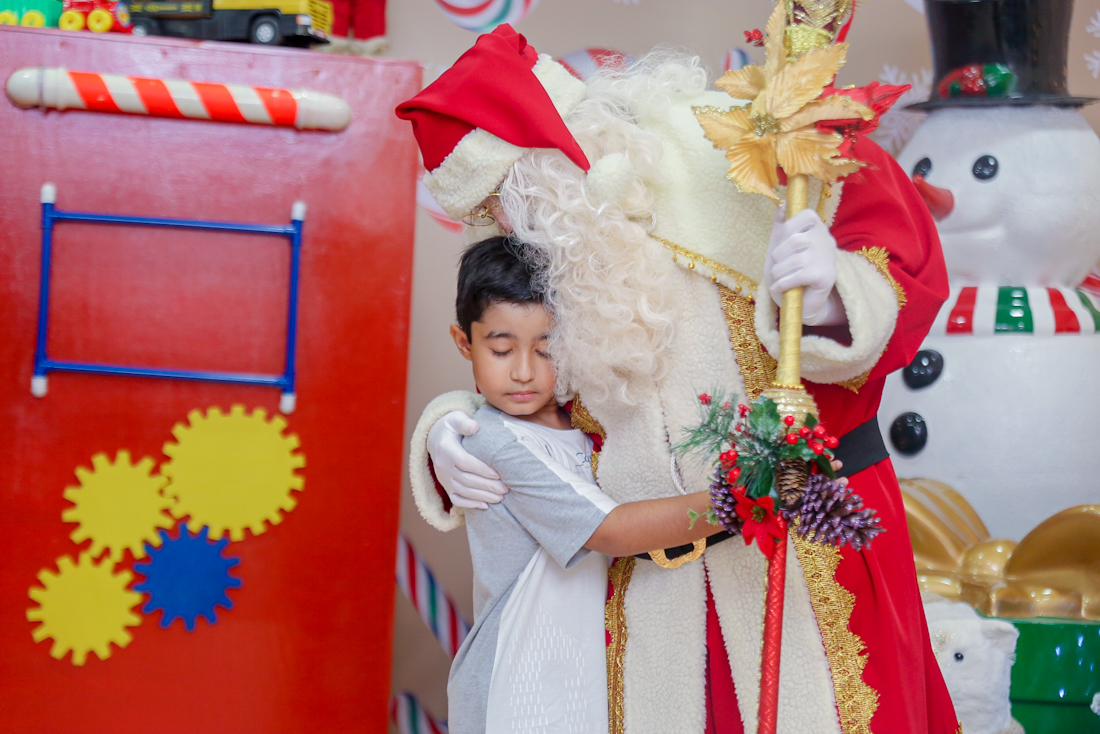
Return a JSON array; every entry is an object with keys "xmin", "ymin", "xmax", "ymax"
[{"xmin": 456, "ymin": 236, "xmax": 542, "ymax": 339}]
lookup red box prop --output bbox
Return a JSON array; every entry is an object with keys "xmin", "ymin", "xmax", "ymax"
[{"xmin": 0, "ymin": 27, "xmax": 420, "ymax": 734}]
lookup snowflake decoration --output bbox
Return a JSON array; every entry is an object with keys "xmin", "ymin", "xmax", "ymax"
[
  {"xmin": 133, "ymin": 526, "xmax": 242, "ymax": 632},
  {"xmin": 26, "ymin": 553, "xmax": 142, "ymax": 665},
  {"xmin": 61, "ymin": 450, "xmax": 175, "ymax": 561},
  {"xmin": 1087, "ymin": 9, "xmax": 1100, "ymax": 38},
  {"xmin": 162, "ymin": 405, "xmax": 305, "ymax": 541},
  {"xmin": 1087, "ymin": 51, "xmax": 1100, "ymax": 80},
  {"xmin": 869, "ymin": 65, "xmax": 932, "ymax": 155}
]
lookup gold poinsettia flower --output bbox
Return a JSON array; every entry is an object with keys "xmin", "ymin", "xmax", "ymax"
[{"xmin": 694, "ymin": 2, "xmax": 873, "ymax": 202}]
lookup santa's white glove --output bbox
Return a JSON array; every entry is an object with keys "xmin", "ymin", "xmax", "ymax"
[
  {"xmin": 427, "ymin": 411, "xmax": 509, "ymax": 510},
  {"xmin": 765, "ymin": 205, "xmax": 847, "ymax": 327}
]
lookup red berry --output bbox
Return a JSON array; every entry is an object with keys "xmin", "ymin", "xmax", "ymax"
[
  {"xmin": 783, "ymin": 415, "xmax": 795, "ymax": 426},
  {"xmin": 799, "ymin": 427, "xmax": 811, "ymax": 438},
  {"xmin": 812, "ymin": 425, "xmax": 826, "ymax": 438},
  {"xmin": 719, "ymin": 449, "xmax": 739, "ymax": 467},
  {"xmin": 722, "ymin": 401, "xmax": 731, "ymax": 410},
  {"xmin": 811, "ymin": 443, "xmax": 824, "ymax": 456},
  {"xmin": 726, "ymin": 467, "xmax": 742, "ymax": 483},
  {"xmin": 739, "ymin": 404, "xmax": 749, "ymax": 416},
  {"xmin": 824, "ymin": 436, "xmax": 839, "ymax": 449},
  {"xmin": 699, "ymin": 393, "xmax": 712, "ymax": 405},
  {"xmin": 785, "ymin": 433, "xmax": 798, "ymax": 445}
]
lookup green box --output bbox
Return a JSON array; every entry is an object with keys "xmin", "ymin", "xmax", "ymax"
[{"xmin": 1008, "ymin": 617, "xmax": 1100, "ymax": 733}]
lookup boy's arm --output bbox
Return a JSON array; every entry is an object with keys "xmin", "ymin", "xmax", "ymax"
[{"xmin": 585, "ymin": 493, "xmax": 724, "ymax": 558}]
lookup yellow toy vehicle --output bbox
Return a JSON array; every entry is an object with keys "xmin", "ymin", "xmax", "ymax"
[{"xmin": 129, "ymin": 0, "xmax": 331, "ymax": 45}]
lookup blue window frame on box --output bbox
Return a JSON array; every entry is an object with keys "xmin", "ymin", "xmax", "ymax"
[{"xmin": 31, "ymin": 184, "xmax": 304, "ymax": 414}]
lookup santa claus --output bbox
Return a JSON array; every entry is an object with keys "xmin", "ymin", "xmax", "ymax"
[{"xmin": 397, "ymin": 25, "xmax": 958, "ymax": 734}]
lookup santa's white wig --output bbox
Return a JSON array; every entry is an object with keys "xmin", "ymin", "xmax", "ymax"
[{"xmin": 488, "ymin": 51, "xmax": 709, "ymax": 407}]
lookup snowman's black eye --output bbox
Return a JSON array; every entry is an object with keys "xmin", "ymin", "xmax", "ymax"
[
  {"xmin": 912, "ymin": 157, "xmax": 932, "ymax": 178},
  {"xmin": 973, "ymin": 155, "xmax": 998, "ymax": 180},
  {"xmin": 954, "ymin": 652, "xmax": 965, "ymax": 662}
]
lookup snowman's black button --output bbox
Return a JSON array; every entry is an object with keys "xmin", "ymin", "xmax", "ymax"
[
  {"xmin": 912, "ymin": 157, "xmax": 932, "ymax": 178},
  {"xmin": 973, "ymin": 155, "xmax": 998, "ymax": 180},
  {"xmin": 903, "ymin": 350, "xmax": 943, "ymax": 389},
  {"xmin": 890, "ymin": 412, "xmax": 927, "ymax": 455}
]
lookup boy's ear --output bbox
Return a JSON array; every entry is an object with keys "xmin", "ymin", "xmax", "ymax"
[{"xmin": 450, "ymin": 324, "xmax": 474, "ymax": 361}]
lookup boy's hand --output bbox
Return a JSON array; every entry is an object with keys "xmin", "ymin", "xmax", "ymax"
[
  {"xmin": 765, "ymin": 204, "xmax": 847, "ymax": 327},
  {"xmin": 428, "ymin": 411, "xmax": 509, "ymax": 509}
]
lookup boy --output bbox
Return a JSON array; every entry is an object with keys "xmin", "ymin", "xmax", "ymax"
[{"xmin": 446, "ymin": 236, "xmax": 722, "ymax": 734}]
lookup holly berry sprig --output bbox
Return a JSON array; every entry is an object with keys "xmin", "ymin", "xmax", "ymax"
[{"xmin": 679, "ymin": 391, "xmax": 837, "ymax": 501}]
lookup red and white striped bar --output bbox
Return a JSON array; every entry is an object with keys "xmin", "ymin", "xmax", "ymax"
[
  {"xmin": 6, "ymin": 67, "xmax": 350, "ymax": 131},
  {"xmin": 395, "ymin": 533, "xmax": 471, "ymax": 660}
]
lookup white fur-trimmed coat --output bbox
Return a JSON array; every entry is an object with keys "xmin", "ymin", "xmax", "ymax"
[{"xmin": 409, "ymin": 86, "xmax": 899, "ymax": 734}]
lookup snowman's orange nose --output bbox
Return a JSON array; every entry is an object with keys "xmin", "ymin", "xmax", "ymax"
[{"xmin": 912, "ymin": 174, "xmax": 954, "ymax": 221}]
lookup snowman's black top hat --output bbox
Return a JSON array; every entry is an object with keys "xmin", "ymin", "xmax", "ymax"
[{"xmin": 911, "ymin": 0, "xmax": 1096, "ymax": 109}]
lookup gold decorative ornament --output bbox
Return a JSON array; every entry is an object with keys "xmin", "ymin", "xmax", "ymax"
[
  {"xmin": 902, "ymin": 479, "xmax": 1100, "ymax": 620},
  {"xmin": 693, "ymin": 3, "xmax": 869, "ymax": 205}
]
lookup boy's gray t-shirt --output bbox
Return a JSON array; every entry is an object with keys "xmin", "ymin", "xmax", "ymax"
[{"xmin": 448, "ymin": 404, "xmax": 617, "ymax": 734}]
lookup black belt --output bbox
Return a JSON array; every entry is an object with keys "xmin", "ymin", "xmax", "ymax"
[{"xmin": 637, "ymin": 415, "xmax": 888, "ymax": 562}]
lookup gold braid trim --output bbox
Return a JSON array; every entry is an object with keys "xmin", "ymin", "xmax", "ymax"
[
  {"xmin": 654, "ymin": 236, "xmax": 759, "ymax": 299},
  {"xmin": 570, "ymin": 395, "xmax": 606, "ymax": 477},
  {"xmin": 835, "ymin": 370, "xmax": 872, "ymax": 394},
  {"xmin": 791, "ymin": 534, "xmax": 879, "ymax": 734},
  {"xmin": 718, "ymin": 284, "xmax": 777, "ymax": 401},
  {"xmin": 833, "ymin": 247, "xmax": 905, "ymax": 395},
  {"xmin": 854, "ymin": 246, "xmax": 907, "ymax": 309},
  {"xmin": 606, "ymin": 556, "xmax": 636, "ymax": 734}
]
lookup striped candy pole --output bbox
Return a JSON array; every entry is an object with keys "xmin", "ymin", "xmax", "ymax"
[
  {"xmin": 395, "ymin": 533, "xmax": 471, "ymax": 659},
  {"xmin": 432, "ymin": 0, "xmax": 538, "ymax": 32},
  {"xmin": 390, "ymin": 693, "xmax": 449, "ymax": 734},
  {"xmin": 937, "ymin": 285, "xmax": 1100, "ymax": 336},
  {"xmin": 1080, "ymin": 267, "xmax": 1100, "ymax": 298},
  {"xmin": 5, "ymin": 67, "xmax": 351, "ymax": 131}
]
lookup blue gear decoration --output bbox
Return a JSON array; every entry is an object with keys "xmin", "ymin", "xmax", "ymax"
[{"xmin": 133, "ymin": 526, "xmax": 242, "ymax": 632}]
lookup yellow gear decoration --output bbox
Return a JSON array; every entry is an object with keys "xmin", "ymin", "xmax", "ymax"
[
  {"xmin": 61, "ymin": 450, "xmax": 175, "ymax": 561},
  {"xmin": 162, "ymin": 405, "xmax": 305, "ymax": 541},
  {"xmin": 26, "ymin": 554, "xmax": 142, "ymax": 665}
]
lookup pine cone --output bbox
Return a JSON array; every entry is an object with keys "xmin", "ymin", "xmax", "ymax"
[
  {"xmin": 793, "ymin": 474, "xmax": 884, "ymax": 551},
  {"xmin": 775, "ymin": 457, "xmax": 809, "ymax": 510},
  {"xmin": 709, "ymin": 465, "xmax": 744, "ymax": 536}
]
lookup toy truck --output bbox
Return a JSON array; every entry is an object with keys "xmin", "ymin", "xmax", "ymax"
[
  {"xmin": 58, "ymin": 0, "xmax": 131, "ymax": 32},
  {"xmin": 0, "ymin": 0, "xmax": 62, "ymax": 26},
  {"xmin": 128, "ymin": 0, "xmax": 332, "ymax": 45}
]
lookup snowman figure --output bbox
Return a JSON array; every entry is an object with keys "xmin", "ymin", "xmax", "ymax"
[{"xmin": 879, "ymin": 0, "xmax": 1100, "ymax": 541}]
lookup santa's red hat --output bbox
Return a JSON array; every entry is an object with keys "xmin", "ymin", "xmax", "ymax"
[{"xmin": 396, "ymin": 25, "xmax": 590, "ymax": 220}]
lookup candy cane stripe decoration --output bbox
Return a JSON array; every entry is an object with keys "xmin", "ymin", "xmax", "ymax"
[
  {"xmin": 396, "ymin": 533, "xmax": 471, "ymax": 659},
  {"xmin": 433, "ymin": 0, "xmax": 538, "ymax": 32},
  {"xmin": 5, "ymin": 67, "xmax": 350, "ymax": 131},
  {"xmin": 390, "ymin": 692, "xmax": 449, "ymax": 734}
]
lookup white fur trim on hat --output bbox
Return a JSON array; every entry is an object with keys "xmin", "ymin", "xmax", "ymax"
[
  {"xmin": 424, "ymin": 55, "xmax": 588, "ymax": 220},
  {"xmin": 408, "ymin": 389, "xmax": 485, "ymax": 531}
]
